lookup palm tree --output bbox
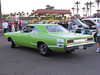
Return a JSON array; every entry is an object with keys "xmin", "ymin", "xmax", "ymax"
[
  {"xmin": 14, "ymin": 12, "xmax": 17, "ymax": 17},
  {"xmin": 95, "ymin": 0, "xmax": 100, "ymax": 10},
  {"xmin": 18, "ymin": 12, "xmax": 20, "ymax": 16},
  {"xmin": 18, "ymin": 12, "xmax": 22, "ymax": 17},
  {"xmin": 88, "ymin": 1, "xmax": 94, "ymax": 16},
  {"xmin": 29, "ymin": 13, "xmax": 33, "ymax": 17},
  {"xmin": 23, "ymin": 13, "xmax": 25, "ymax": 17},
  {"xmin": 85, "ymin": 2, "xmax": 89, "ymax": 17},
  {"xmin": 22, "ymin": 11, "xmax": 24, "ymax": 14},
  {"xmin": 22, "ymin": 11, "xmax": 25, "ymax": 17},
  {"xmin": 95, "ymin": 0, "xmax": 100, "ymax": 12},
  {"xmin": 16, "ymin": 13, "xmax": 19, "ymax": 17},
  {"xmin": 10, "ymin": 13, "xmax": 13, "ymax": 17},
  {"xmin": 45, "ymin": 5, "xmax": 54, "ymax": 9},
  {"xmin": 31, "ymin": 10, "xmax": 34, "ymax": 16},
  {"xmin": 32, "ymin": 10, "xmax": 34, "ymax": 13},
  {"xmin": 82, "ymin": 7, "xmax": 85, "ymax": 17},
  {"xmin": 75, "ymin": 1, "xmax": 80, "ymax": 18},
  {"xmin": 26, "ymin": 12, "xmax": 29, "ymax": 17},
  {"xmin": 72, "ymin": 7, "xmax": 75, "ymax": 16}
]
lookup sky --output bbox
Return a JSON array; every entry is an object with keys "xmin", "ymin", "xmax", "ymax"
[{"xmin": 1, "ymin": 0, "xmax": 97, "ymax": 16}]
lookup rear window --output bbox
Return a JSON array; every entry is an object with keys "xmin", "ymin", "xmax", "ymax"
[{"xmin": 46, "ymin": 25, "xmax": 68, "ymax": 32}]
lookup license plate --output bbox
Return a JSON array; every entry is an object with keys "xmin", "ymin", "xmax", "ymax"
[{"xmin": 79, "ymin": 45, "xmax": 84, "ymax": 50}]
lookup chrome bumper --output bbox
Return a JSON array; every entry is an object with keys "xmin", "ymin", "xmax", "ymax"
[{"xmin": 64, "ymin": 42, "xmax": 95, "ymax": 51}]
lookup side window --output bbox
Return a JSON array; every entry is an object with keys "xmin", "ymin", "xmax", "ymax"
[
  {"xmin": 30, "ymin": 26, "xmax": 39, "ymax": 33},
  {"xmin": 23, "ymin": 26, "xmax": 32, "ymax": 32}
]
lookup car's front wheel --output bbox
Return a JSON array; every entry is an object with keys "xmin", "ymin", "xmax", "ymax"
[
  {"xmin": 39, "ymin": 43, "xmax": 50, "ymax": 56},
  {"xmin": 11, "ymin": 39, "xmax": 15, "ymax": 48}
]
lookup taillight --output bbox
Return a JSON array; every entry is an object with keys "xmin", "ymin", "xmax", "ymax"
[
  {"xmin": 87, "ymin": 38, "xmax": 93, "ymax": 41},
  {"xmin": 67, "ymin": 40, "xmax": 74, "ymax": 44}
]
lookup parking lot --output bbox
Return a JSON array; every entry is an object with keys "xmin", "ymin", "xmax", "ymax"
[{"xmin": 0, "ymin": 31, "xmax": 100, "ymax": 75}]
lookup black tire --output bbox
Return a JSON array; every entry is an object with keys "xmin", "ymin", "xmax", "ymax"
[
  {"xmin": 39, "ymin": 43, "xmax": 50, "ymax": 56},
  {"xmin": 65, "ymin": 51, "xmax": 73, "ymax": 53},
  {"xmin": 11, "ymin": 39, "xmax": 15, "ymax": 48},
  {"xmin": 65, "ymin": 50, "xmax": 74, "ymax": 53}
]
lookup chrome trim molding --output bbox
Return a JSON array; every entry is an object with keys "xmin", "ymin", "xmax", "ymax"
[{"xmin": 30, "ymin": 43, "xmax": 37, "ymax": 46}]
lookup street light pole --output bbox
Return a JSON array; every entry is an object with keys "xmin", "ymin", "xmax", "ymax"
[{"xmin": 0, "ymin": 0, "xmax": 2, "ymax": 25}]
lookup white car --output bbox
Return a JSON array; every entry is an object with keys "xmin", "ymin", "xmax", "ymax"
[{"xmin": 70, "ymin": 18, "xmax": 97, "ymax": 42}]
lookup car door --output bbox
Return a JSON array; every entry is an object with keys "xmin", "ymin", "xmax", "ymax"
[
  {"xmin": 14, "ymin": 26, "xmax": 32, "ymax": 46},
  {"xmin": 15, "ymin": 26, "xmax": 39, "ymax": 47},
  {"xmin": 25, "ymin": 26, "xmax": 40, "ymax": 48}
]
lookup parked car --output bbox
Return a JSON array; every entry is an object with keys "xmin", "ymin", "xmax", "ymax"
[
  {"xmin": 70, "ymin": 18, "xmax": 97, "ymax": 42},
  {"xmin": 4, "ymin": 24, "xmax": 95, "ymax": 56},
  {"xmin": 82, "ymin": 18, "xmax": 100, "ymax": 25},
  {"xmin": 82, "ymin": 18, "xmax": 98, "ymax": 42}
]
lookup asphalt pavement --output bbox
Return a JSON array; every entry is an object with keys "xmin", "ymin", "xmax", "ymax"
[{"xmin": 0, "ymin": 31, "xmax": 100, "ymax": 75}]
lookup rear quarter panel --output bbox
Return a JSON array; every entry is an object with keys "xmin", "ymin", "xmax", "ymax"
[{"xmin": 35, "ymin": 34, "xmax": 65, "ymax": 51}]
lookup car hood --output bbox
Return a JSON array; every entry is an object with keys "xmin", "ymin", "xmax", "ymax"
[
  {"xmin": 82, "ymin": 20, "xmax": 97, "ymax": 27},
  {"xmin": 41, "ymin": 32, "xmax": 92, "ymax": 39}
]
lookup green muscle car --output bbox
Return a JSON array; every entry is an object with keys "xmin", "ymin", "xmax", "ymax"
[{"xmin": 4, "ymin": 24, "xmax": 95, "ymax": 56}]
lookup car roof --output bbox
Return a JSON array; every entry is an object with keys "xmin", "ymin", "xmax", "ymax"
[{"xmin": 26, "ymin": 24, "xmax": 58, "ymax": 33}]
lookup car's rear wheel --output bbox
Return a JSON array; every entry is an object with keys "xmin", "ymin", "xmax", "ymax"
[
  {"xmin": 65, "ymin": 51, "xmax": 73, "ymax": 53},
  {"xmin": 65, "ymin": 50, "xmax": 74, "ymax": 53},
  {"xmin": 11, "ymin": 39, "xmax": 15, "ymax": 48},
  {"xmin": 39, "ymin": 43, "xmax": 50, "ymax": 56}
]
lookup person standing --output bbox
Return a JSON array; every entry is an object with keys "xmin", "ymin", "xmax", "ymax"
[
  {"xmin": 8, "ymin": 21, "xmax": 12, "ymax": 32},
  {"xmin": 14, "ymin": 21, "xmax": 17, "ymax": 31},
  {"xmin": 38, "ymin": 20, "xmax": 43, "ymax": 24},
  {"xmin": 96, "ymin": 23, "xmax": 100, "ymax": 53},
  {"xmin": 17, "ymin": 21, "xmax": 19, "ymax": 30},
  {"xmin": 2, "ymin": 21, "xmax": 8, "ymax": 33},
  {"xmin": 12, "ymin": 23, "xmax": 15, "ymax": 32},
  {"xmin": 19, "ymin": 20, "xmax": 22, "ymax": 30},
  {"xmin": 44, "ymin": 20, "xmax": 48, "ymax": 24}
]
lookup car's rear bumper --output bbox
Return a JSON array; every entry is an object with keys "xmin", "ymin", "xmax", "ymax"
[{"xmin": 64, "ymin": 42, "xmax": 95, "ymax": 51}]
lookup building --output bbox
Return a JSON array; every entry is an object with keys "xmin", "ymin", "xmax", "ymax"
[{"xmin": 19, "ymin": 9, "xmax": 72, "ymax": 23}]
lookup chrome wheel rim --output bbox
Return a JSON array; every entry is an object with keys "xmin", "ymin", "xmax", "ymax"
[{"xmin": 39, "ymin": 44, "xmax": 47, "ymax": 55}]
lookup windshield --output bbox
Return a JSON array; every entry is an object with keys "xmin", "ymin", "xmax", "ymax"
[{"xmin": 46, "ymin": 25, "xmax": 68, "ymax": 32}]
